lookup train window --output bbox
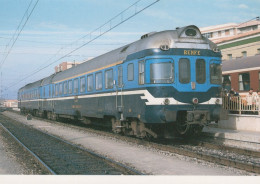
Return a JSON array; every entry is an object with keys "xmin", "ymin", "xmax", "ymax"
[
  {"xmin": 150, "ymin": 62, "xmax": 174, "ymax": 84},
  {"xmin": 55, "ymin": 84, "xmax": 58, "ymax": 96},
  {"xmin": 222, "ymin": 75, "xmax": 231, "ymax": 91},
  {"xmin": 210, "ymin": 63, "xmax": 222, "ymax": 84},
  {"xmin": 80, "ymin": 77, "xmax": 86, "ymax": 93},
  {"xmin": 49, "ymin": 86, "xmax": 51, "ymax": 97},
  {"xmin": 87, "ymin": 75, "xmax": 93, "ymax": 92},
  {"xmin": 52, "ymin": 85, "xmax": 55, "ymax": 97},
  {"xmin": 196, "ymin": 59, "xmax": 206, "ymax": 84},
  {"xmin": 238, "ymin": 73, "xmax": 250, "ymax": 91},
  {"xmin": 105, "ymin": 69, "xmax": 113, "ymax": 89},
  {"xmin": 127, "ymin": 63, "xmax": 134, "ymax": 81},
  {"xmin": 96, "ymin": 72, "xmax": 103, "ymax": 90},
  {"xmin": 63, "ymin": 81, "xmax": 67, "ymax": 95},
  {"xmin": 68, "ymin": 80, "xmax": 72, "ymax": 94},
  {"xmin": 179, "ymin": 58, "xmax": 190, "ymax": 84},
  {"xmin": 59, "ymin": 83, "xmax": 63, "ymax": 95},
  {"xmin": 43, "ymin": 87, "xmax": 45, "ymax": 97},
  {"xmin": 118, "ymin": 66, "xmax": 123, "ymax": 87},
  {"xmin": 139, "ymin": 61, "xmax": 145, "ymax": 85},
  {"xmin": 74, "ymin": 78, "xmax": 79, "ymax": 94}
]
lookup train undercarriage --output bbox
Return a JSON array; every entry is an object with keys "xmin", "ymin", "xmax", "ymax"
[{"xmin": 20, "ymin": 107, "xmax": 210, "ymax": 139}]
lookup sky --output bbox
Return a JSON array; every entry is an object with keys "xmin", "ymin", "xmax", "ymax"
[{"xmin": 0, "ymin": 0, "xmax": 260, "ymax": 99}]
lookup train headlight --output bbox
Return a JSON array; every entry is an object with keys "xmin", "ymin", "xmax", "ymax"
[
  {"xmin": 192, "ymin": 98, "xmax": 199, "ymax": 104},
  {"xmin": 164, "ymin": 98, "xmax": 170, "ymax": 105}
]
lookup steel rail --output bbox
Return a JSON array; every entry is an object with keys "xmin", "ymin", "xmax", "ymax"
[{"xmin": 0, "ymin": 122, "xmax": 56, "ymax": 175}]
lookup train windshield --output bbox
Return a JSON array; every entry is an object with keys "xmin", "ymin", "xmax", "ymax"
[
  {"xmin": 210, "ymin": 63, "xmax": 222, "ymax": 84},
  {"xmin": 150, "ymin": 62, "xmax": 174, "ymax": 84}
]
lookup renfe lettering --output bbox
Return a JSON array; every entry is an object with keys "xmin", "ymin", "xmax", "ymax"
[{"xmin": 184, "ymin": 50, "xmax": 200, "ymax": 55}]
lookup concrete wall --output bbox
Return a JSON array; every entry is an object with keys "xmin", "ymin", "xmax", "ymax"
[{"xmin": 219, "ymin": 114, "xmax": 260, "ymax": 132}]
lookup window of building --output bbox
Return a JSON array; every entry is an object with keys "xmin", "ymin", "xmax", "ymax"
[
  {"xmin": 59, "ymin": 83, "xmax": 62, "ymax": 95},
  {"xmin": 242, "ymin": 51, "xmax": 247, "ymax": 57},
  {"xmin": 225, "ymin": 29, "xmax": 230, "ymax": 36},
  {"xmin": 68, "ymin": 80, "xmax": 72, "ymax": 94},
  {"xmin": 63, "ymin": 81, "xmax": 67, "ymax": 95},
  {"xmin": 74, "ymin": 78, "xmax": 79, "ymax": 94},
  {"xmin": 227, "ymin": 54, "xmax": 232, "ymax": 60},
  {"xmin": 95, "ymin": 72, "xmax": 102, "ymax": 90},
  {"xmin": 118, "ymin": 66, "xmax": 123, "ymax": 87},
  {"xmin": 196, "ymin": 59, "xmax": 206, "ymax": 84},
  {"xmin": 210, "ymin": 63, "xmax": 222, "ymax": 84},
  {"xmin": 218, "ymin": 31, "xmax": 221, "ymax": 37},
  {"xmin": 222, "ymin": 75, "xmax": 231, "ymax": 91},
  {"xmin": 257, "ymin": 48, "xmax": 260, "ymax": 54},
  {"xmin": 239, "ymin": 73, "xmax": 250, "ymax": 91},
  {"xmin": 139, "ymin": 61, "xmax": 145, "ymax": 85},
  {"xmin": 203, "ymin": 32, "xmax": 212, "ymax": 38},
  {"xmin": 127, "ymin": 63, "xmax": 134, "ymax": 81},
  {"xmin": 179, "ymin": 58, "xmax": 190, "ymax": 84},
  {"xmin": 105, "ymin": 69, "xmax": 113, "ymax": 89},
  {"xmin": 150, "ymin": 62, "xmax": 174, "ymax": 84},
  {"xmin": 87, "ymin": 75, "xmax": 93, "ymax": 92},
  {"xmin": 80, "ymin": 76, "xmax": 86, "ymax": 93}
]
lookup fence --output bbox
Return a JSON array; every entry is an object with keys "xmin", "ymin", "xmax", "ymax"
[{"xmin": 222, "ymin": 96, "xmax": 260, "ymax": 115}]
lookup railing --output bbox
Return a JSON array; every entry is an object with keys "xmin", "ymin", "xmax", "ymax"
[{"xmin": 222, "ymin": 96, "xmax": 260, "ymax": 115}]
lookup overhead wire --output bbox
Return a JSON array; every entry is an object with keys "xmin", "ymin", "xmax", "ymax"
[
  {"xmin": 4, "ymin": 0, "xmax": 160, "ymax": 92},
  {"xmin": 0, "ymin": 0, "xmax": 40, "ymax": 69}
]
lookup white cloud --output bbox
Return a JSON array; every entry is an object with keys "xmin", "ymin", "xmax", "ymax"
[{"xmin": 238, "ymin": 4, "xmax": 249, "ymax": 9}]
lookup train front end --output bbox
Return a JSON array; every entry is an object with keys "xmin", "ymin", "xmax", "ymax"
[{"xmin": 138, "ymin": 26, "xmax": 226, "ymax": 137}]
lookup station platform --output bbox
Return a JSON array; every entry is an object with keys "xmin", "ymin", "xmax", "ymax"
[{"xmin": 202, "ymin": 125, "xmax": 260, "ymax": 151}]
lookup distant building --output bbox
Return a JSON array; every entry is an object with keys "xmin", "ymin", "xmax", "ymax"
[
  {"xmin": 200, "ymin": 18, "xmax": 260, "ymax": 60},
  {"xmin": 4, "ymin": 100, "xmax": 18, "ymax": 108},
  {"xmin": 55, "ymin": 61, "xmax": 81, "ymax": 73}
]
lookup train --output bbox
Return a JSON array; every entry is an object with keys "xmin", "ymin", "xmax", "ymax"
[
  {"xmin": 18, "ymin": 25, "xmax": 226, "ymax": 138},
  {"xmin": 222, "ymin": 54, "xmax": 260, "ymax": 95}
]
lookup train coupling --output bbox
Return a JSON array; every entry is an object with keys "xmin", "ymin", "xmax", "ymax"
[{"xmin": 186, "ymin": 110, "xmax": 210, "ymax": 125}]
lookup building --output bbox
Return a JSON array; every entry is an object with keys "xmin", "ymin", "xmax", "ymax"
[
  {"xmin": 200, "ymin": 18, "xmax": 260, "ymax": 60},
  {"xmin": 4, "ymin": 100, "xmax": 18, "ymax": 108},
  {"xmin": 222, "ymin": 55, "xmax": 260, "ymax": 94},
  {"xmin": 54, "ymin": 61, "xmax": 81, "ymax": 73}
]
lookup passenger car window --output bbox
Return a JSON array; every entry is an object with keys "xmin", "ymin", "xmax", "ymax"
[
  {"xmin": 63, "ymin": 81, "xmax": 67, "ymax": 95},
  {"xmin": 74, "ymin": 79, "xmax": 79, "ymax": 94},
  {"xmin": 87, "ymin": 75, "xmax": 93, "ymax": 92},
  {"xmin": 127, "ymin": 63, "xmax": 134, "ymax": 81},
  {"xmin": 96, "ymin": 72, "xmax": 102, "ymax": 90},
  {"xmin": 105, "ymin": 69, "xmax": 113, "ymax": 89},
  {"xmin": 80, "ymin": 77, "xmax": 86, "ymax": 93},
  {"xmin": 196, "ymin": 59, "xmax": 206, "ymax": 84},
  {"xmin": 139, "ymin": 61, "xmax": 145, "ymax": 85},
  {"xmin": 118, "ymin": 66, "xmax": 123, "ymax": 87},
  {"xmin": 179, "ymin": 58, "xmax": 190, "ymax": 84},
  {"xmin": 68, "ymin": 80, "xmax": 72, "ymax": 94}
]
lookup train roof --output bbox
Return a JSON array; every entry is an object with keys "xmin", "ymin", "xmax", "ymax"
[
  {"xmin": 52, "ymin": 25, "xmax": 218, "ymax": 83},
  {"xmin": 19, "ymin": 25, "xmax": 219, "ymax": 92},
  {"xmin": 222, "ymin": 54, "xmax": 260, "ymax": 74}
]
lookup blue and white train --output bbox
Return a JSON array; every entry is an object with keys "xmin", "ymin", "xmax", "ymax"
[{"xmin": 18, "ymin": 25, "xmax": 226, "ymax": 138}]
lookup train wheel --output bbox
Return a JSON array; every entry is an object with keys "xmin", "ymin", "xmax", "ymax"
[
  {"xmin": 191, "ymin": 125, "xmax": 203, "ymax": 136},
  {"xmin": 176, "ymin": 121, "xmax": 190, "ymax": 136}
]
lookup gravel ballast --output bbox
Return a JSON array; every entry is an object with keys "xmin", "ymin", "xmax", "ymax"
[{"xmin": 1, "ymin": 111, "xmax": 254, "ymax": 175}]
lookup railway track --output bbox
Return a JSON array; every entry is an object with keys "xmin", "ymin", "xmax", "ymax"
[
  {"xmin": 0, "ymin": 114, "xmax": 142, "ymax": 175},
  {"xmin": 3, "ymin": 111, "xmax": 260, "ymax": 174}
]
